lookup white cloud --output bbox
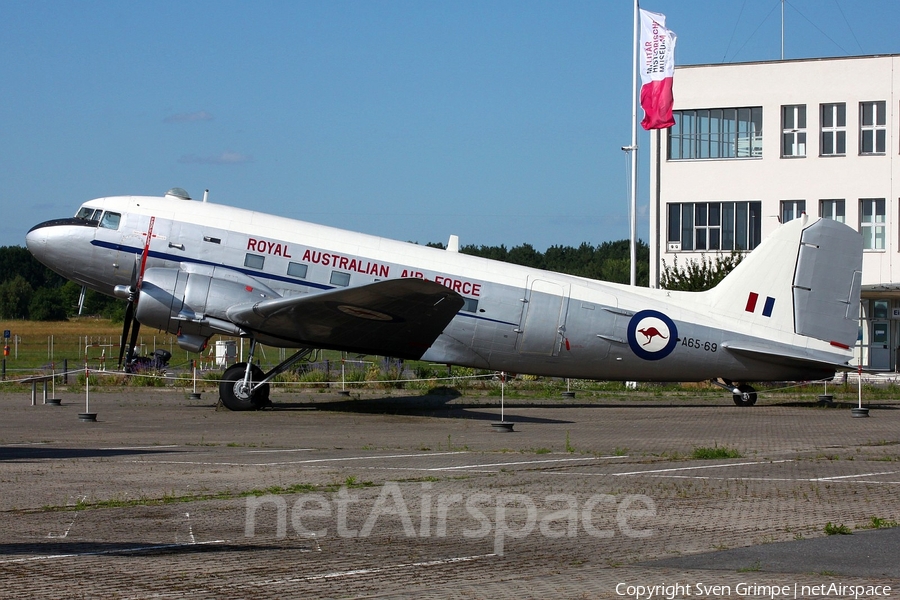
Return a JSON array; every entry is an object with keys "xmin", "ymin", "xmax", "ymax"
[
  {"xmin": 178, "ymin": 151, "xmax": 254, "ymax": 165},
  {"xmin": 164, "ymin": 110, "xmax": 214, "ymax": 124}
]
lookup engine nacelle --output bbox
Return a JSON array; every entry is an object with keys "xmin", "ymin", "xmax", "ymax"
[{"xmin": 134, "ymin": 265, "xmax": 279, "ymax": 352}]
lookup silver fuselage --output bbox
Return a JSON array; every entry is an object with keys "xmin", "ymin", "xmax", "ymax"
[{"xmin": 26, "ymin": 194, "xmax": 857, "ymax": 382}]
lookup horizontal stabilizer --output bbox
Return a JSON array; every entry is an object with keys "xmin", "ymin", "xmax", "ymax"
[{"xmin": 721, "ymin": 341, "xmax": 854, "ymax": 373}]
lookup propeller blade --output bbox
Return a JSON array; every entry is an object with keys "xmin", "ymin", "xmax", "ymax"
[
  {"xmin": 119, "ymin": 217, "xmax": 155, "ymax": 370},
  {"xmin": 118, "ymin": 300, "xmax": 134, "ymax": 368},
  {"xmin": 126, "ymin": 319, "xmax": 141, "ymax": 368},
  {"xmin": 135, "ymin": 216, "xmax": 155, "ymax": 293},
  {"xmin": 117, "ymin": 258, "xmax": 140, "ymax": 369}
]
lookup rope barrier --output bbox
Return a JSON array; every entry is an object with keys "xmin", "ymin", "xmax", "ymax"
[
  {"xmin": 0, "ymin": 367, "xmax": 497, "ymax": 388},
  {"xmin": 2, "ymin": 365, "xmax": 896, "ymax": 393}
]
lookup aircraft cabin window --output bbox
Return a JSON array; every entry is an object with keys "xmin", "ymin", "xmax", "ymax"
[
  {"xmin": 287, "ymin": 262, "xmax": 308, "ymax": 278},
  {"xmin": 99, "ymin": 212, "xmax": 121, "ymax": 230},
  {"xmin": 330, "ymin": 271, "xmax": 350, "ymax": 287},
  {"xmin": 462, "ymin": 298, "xmax": 478, "ymax": 313},
  {"xmin": 244, "ymin": 253, "xmax": 265, "ymax": 270}
]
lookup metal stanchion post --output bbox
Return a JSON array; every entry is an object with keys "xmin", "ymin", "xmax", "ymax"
[
  {"xmin": 190, "ymin": 360, "xmax": 202, "ymax": 400},
  {"xmin": 79, "ymin": 363, "xmax": 97, "ymax": 422}
]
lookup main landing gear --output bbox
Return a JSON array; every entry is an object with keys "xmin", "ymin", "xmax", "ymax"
[
  {"xmin": 218, "ymin": 339, "xmax": 314, "ymax": 411},
  {"xmin": 711, "ymin": 379, "xmax": 758, "ymax": 407}
]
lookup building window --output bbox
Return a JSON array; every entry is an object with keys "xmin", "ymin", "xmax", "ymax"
[
  {"xmin": 860, "ymin": 101, "xmax": 886, "ymax": 154},
  {"xmin": 781, "ymin": 105, "xmax": 806, "ymax": 157},
  {"xmin": 780, "ymin": 200, "xmax": 806, "ymax": 223},
  {"xmin": 860, "ymin": 198, "xmax": 885, "ymax": 250},
  {"xmin": 820, "ymin": 199, "xmax": 845, "ymax": 224},
  {"xmin": 666, "ymin": 201, "xmax": 761, "ymax": 252},
  {"xmin": 287, "ymin": 262, "xmax": 308, "ymax": 278},
  {"xmin": 244, "ymin": 254, "xmax": 265, "ymax": 269},
  {"xmin": 668, "ymin": 107, "xmax": 763, "ymax": 160},
  {"xmin": 330, "ymin": 271, "xmax": 350, "ymax": 287},
  {"xmin": 820, "ymin": 103, "xmax": 846, "ymax": 156}
]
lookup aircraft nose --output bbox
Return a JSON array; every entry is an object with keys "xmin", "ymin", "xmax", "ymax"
[
  {"xmin": 25, "ymin": 217, "xmax": 89, "ymax": 273},
  {"xmin": 25, "ymin": 222, "xmax": 50, "ymax": 260}
]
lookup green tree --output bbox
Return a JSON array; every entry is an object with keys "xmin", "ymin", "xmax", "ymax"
[
  {"xmin": 459, "ymin": 239, "xmax": 650, "ymax": 286},
  {"xmin": 507, "ymin": 243, "xmax": 544, "ymax": 269},
  {"xmin": 660, "ymin": 251, "xmax": 744, "ymax": 292},
  {"xmin": 28, "ymin": 287, "xmax": 68, "ymax": 321},
  {"xmin": 460, "ymin": 244, "xmax": 509, "ymax": 262},
  {"xmin": 51, "ymin": 280, "xmax": 122, "ymax": 319},
  {"xmin": 0, "ymin": 275, "xmax": 34, "ymax": 319},
  {"xmin": 0, "ymin": 246, "xmax": 66, "ymax": 289}
]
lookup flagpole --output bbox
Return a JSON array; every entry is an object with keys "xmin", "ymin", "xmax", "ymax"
[{"xmin": 629, "ymin": 0, "xmax": 639, "ymax": 286}]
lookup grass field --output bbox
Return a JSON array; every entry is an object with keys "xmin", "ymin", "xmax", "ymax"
[
  {"xmin": 1, "ymin": 317, "xmax": 178, "ymax": 372},
  {"xmin": 0, "ymin": 318, "xmax": 469, "ymax": 393}
]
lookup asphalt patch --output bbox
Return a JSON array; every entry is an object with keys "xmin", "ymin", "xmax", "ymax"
[{"xmin": 644, "ymin": 527, "xmax": 900, "ymax": 578}]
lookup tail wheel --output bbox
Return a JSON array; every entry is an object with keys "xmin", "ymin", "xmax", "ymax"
[
  {"xmin": 219, "ymin": 363, "xmax": 270, "ymax": 411},
  {"xmin": 732, "ymin": 384, "xmax": 757, "ymax": 407}
]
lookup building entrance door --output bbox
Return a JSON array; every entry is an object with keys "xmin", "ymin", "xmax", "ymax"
[{"xmin": 870, "ymin": 320, "xmax": 891, "ymax": 370}]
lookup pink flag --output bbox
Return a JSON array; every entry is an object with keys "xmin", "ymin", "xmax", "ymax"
[{"xmin": 639, "ymin": 8, "xmax": 677, "ymax": 130}]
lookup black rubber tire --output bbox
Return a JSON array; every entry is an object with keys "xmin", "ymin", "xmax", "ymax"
[
  {"xmin": 732, "ymin": 384, "xmax": 758, "ymax": 407},
  {"xmin": 219, "ymin": 363, "xmax": 270, "ymax": 411}
]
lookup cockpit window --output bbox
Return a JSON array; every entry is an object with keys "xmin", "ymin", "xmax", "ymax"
[
  {"xmin": 99, "ymin": 212, "xmax": 121, "ymax": 230},
  {"xmin": 76, "ymin": 207, "xmax": 101, "ymax": 222}
]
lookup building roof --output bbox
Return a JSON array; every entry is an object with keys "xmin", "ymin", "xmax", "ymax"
[{"xmin": 676, "ymin": 53, "xmax": 900, "ymax": 71}]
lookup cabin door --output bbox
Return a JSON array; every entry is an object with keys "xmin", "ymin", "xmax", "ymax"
[{"xmin": 517, "ymin": 279, "xmax": 569, "ymax": 356}]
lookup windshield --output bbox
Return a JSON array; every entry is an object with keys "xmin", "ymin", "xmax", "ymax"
[{"xmin": 75, "ymin": 206, "xmax": 101, "ymax": 222}]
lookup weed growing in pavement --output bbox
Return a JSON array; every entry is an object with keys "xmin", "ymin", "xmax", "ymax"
[
  {"xmin": 824, "ymin": 522, "xmax": 852, "ymax": 535},
  {"xmin": 691, "ymin": 445, "xmax": 741, "ymax": 459},
  {"xmin": 737, "ymin": 560, "xmax": 762, "ymax": 572},
  {"xmin": 859, "ymin": 516, "xmax": 899, "ymax": 529}
]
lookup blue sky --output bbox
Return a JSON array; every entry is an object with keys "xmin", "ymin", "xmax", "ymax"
[{"xmin": 2, "ymin": 1, "xmax": 898, "ymax": 250}]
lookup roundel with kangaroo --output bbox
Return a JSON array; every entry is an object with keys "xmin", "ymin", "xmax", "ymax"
[{"xmin": 627, "ymin": 309, "xmax": 678, "ymax": 361}]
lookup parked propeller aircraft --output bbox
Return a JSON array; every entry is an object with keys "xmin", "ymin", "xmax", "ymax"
[{"xmin": 26, "ymin": 188, "xmax": 862, "ymax": 410}]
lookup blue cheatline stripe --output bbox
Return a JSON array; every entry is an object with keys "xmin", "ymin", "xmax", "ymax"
[
  {"xmin": 762, "ymin": 296, "xmax": 775, "ymax": 317},
  {"xmin": 92, "ymin": 239, "xmax": 332, "ymax": 291},
  {"xmin": 90, "ymin": 240, "xmax": 519, "ymax": 327}
]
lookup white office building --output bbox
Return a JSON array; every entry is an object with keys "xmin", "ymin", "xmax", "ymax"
[{"xmin": 648, "ymin": 54, "xmax": 900, "ymax": 370}]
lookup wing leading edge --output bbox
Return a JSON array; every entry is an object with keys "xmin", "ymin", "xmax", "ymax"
[{"xmin": 227, "ymin": 279, "xmax": 465, "ymax": 359}]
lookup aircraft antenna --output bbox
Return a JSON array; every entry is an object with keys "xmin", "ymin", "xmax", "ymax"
[{"xmin": 202, "ymin": 189, "xmax": 209, "ymax": 203}]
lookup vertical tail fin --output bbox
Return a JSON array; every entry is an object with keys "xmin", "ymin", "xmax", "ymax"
[{"xmin": 706, "ymin": 215, "xmax": 862, "ymax": 349}]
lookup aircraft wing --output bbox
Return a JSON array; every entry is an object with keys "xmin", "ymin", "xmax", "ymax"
[{"xmin": 226, "ymin": 279, "xmax": 465, "ymax": 359}]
